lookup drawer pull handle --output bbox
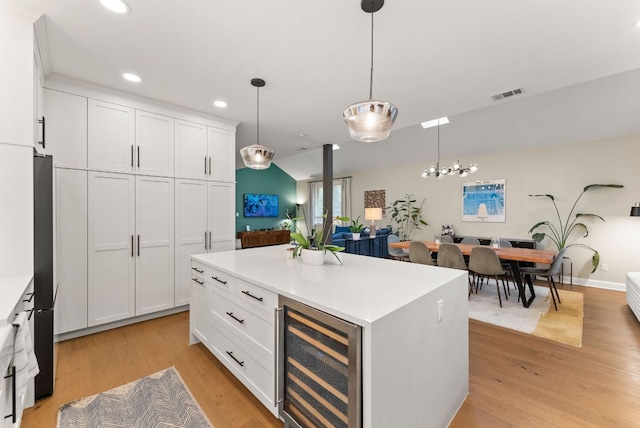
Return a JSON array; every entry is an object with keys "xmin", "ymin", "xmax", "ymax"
[
  {"xmin": 23, "ymin": 292, "xmax": 35, "ymax": 303},
  {"xmin": 226, "ymin": 350, "xmax": 244, "ymax": 367},
  {"xmin": 192, "ymin": 278, "xmax": 204, "ymax": 285},
  {"xmin": 241, "ymin": 290, "xmax": 263, "ymax": 302},
  {"xmin": 212, "ymin": 276, "xmax": 227, "ymax": 285},
  {"xmin": 226, "ymin": 312, "xmax": 245, "ymax": 324},
  {"xmin": 191, "ymin": 267, "xmax": 204, "ymax": 274}
]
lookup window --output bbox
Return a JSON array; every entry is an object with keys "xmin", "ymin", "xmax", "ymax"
[{"xmin": 308, "ymin": 177, "xmax": 351, "ymax": 230}]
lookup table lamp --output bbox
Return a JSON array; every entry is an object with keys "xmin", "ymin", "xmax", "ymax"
[{"xmin": 365, "ymin": 207, "xmax": 383, "ymax": 238}]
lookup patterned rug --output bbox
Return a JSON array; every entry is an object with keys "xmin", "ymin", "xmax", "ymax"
[
  {"xmin": 469, "ymin": 283, "xmax": 584, "ymax": 347},
  {"xmin": 57, "ymin": 367, "xmax": 212, "ymax": 428}
]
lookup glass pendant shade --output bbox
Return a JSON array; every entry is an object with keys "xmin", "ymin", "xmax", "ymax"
[
  {"xmin": 240, "ymin": 144, "xmax": 274, "ymax": 170},
  {"xmin": 631, "ymin": 202, "xmax": 640, "ymax": 217},
  {"xmin": 343, "ymin": 100, "xmax": 398, "ymax": 142}
]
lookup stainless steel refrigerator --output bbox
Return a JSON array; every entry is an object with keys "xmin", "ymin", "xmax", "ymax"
[{"xmin": 33, "ymin": 152, "xmax": 55, "ymax": 399}]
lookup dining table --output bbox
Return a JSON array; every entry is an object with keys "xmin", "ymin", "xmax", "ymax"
[{"xmin": 389, "ymin": 240, "xmax": 557, "ymax": 308}]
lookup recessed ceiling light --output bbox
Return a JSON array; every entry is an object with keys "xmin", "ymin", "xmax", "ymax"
[
  {"xmin": 635, "ymin": 19, "xmax": 640, "ymax": 28},
  {"xmin": 122, "ymin": 73, "xmax": 141, "ymax": 83},
  {"xmin": 213, "ymin": 100, "xmax": 227, "ymax": 108},
  {"xmin": 332, "ymin": 144, "xmax": 340, "ymax": 150},
  {"xmin": 421, "ymin": 117, "xmax": 449, "ymax": 129},
  {"xmin": 99, "ymin": 0, "xmax": 130, "ymax": 14}
]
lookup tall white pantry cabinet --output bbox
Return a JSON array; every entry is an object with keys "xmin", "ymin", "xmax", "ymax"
[{"xmin": 48, "ymin": 87, "xmax": 237, "ymax": 336}]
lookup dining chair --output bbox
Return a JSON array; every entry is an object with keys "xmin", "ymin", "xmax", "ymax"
[
  {"xmin": 460, "ymin": 237, "xmax": 480, "ymax": 245},
  {"xmin": 387, "ymin": 234, "xmax": 410, "ymax": 261},
  {"xmin": 468, "ymin": 247, "xmax": 509, "ymax": 307},
  {"xmin": 439, "ymin": 235, "xmax": 454, "ymax": 243},
  {"xmin": 409, "ymin": 241, "xmax": 435, "ymax": 265},
  {"xmin": 519, "ymin": 247, "xmax": 567, "ymax": 311},
  {"xmin": 437, "ymin": 243, "xmax": 472, "ymax": 295},
  {"xmin": 496, "ymin": 239, "xmax": 517, "ymax": 294}
]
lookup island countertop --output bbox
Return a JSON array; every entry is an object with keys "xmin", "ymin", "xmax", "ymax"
[{"xmin": 192, "ymin": 245, "xmax": 466, "ymax": 327}]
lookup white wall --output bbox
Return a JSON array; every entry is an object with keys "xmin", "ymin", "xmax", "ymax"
[{"xmin": 298, "ymin": 135, "xmax": 640, "ymax": 288}]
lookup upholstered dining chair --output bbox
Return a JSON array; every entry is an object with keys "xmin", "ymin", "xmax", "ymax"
[
  {"xmin": 519, "ymin": 247, "xmax": 567, "ymax": 311},
  {"xmin": 387, "ymin": 234, "xmax": 409, "ymax": 261},
  {"xmin": 468, "ymin": 246, "xmax": 509, "ymax": 307},
  {"xmin": 409, "ymin": 241, "xmax": 435, "ymax": 265},
  {"xmin": 460, "ymin": 237, "xmax": 480, "ymax": 245},
  {"xmin": 437, "ymin": 243, "xmax": 473, "ymax": 295},
  {"xmin": 439, "ymin": 235, "xmax": 454, "ymax": 243}
]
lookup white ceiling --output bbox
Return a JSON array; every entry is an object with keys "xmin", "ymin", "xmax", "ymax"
[{"xmin": 17, "ymin": 0, "xmax": 640, "ymax": 180}]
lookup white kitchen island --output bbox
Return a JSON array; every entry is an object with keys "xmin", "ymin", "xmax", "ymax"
[{"xmin": 191, "ymin": 245, "xmax": 468, "ymax": 428}]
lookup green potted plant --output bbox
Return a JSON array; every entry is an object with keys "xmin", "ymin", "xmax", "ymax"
[
  {"xmin": 529, "ymin": 183, "xmax": 623, "ymax": 273},
  {"xmin": 349, "ymin": 216, "xmax": 364, "ymax": 239},
  {"xmin": 289, "ymin": 210, "xmax": 346, "ymax": 265},
  {"xmin": 386, "ymin": 194, "xmax": 428, "ymax": 241}
]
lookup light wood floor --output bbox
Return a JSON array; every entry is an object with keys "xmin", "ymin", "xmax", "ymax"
[{"xmin": 23, "ymin": 284, "xmax": 640, "ymax": 427}]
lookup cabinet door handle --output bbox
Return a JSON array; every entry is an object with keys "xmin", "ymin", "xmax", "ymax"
[
  {"xmin": 137, "ymin": 235, "xmax": 140, "ymax": 257},
  {"xmin": 225, "ymin": 311, "xmax": 245, "ymax": 324},
  {"xmin": 274, "ymin": 307, "xmax": 284, "ymax": 407},
  {"xmin": 131, "ymin": 235, "xmax": 134, "ymax": 257},
  {"xmin": 137, "ymin": 146, "xmax": 140, "ymax": 168},
  {"xmin": 241, "ymin": 290, "xmax": 264, "ymax": 302},
  {"xmin": 204, "ymin": 156, "xmax": 207, "ymax": 175},
  {"xmin": 191, "ymin": 278, "xmax": 204, "ymax": 285},
  {"xmin": 208, "ymin": 156, "xmax": 212, "ymax": 176},
  {"xmin": 226, "ymin": 350, "xmax": 244, "ymax": 367},
  {"xmin": 204, "ymin": 231, "xmax": 208, "ymax": 250},
  {"xmin": 38, "ymin": 116, "xmax": 45, "ymax": 148},
  {"xmin": 209, "ymin": 231, "xmax": 212, "ymax": 250},
  {"xmin": 131, "ymin": 145, "xmax": 134, "ymax": 167},
  {"xmin": 191, "ymin": 267, "xmax": 204, "ymax": 274},
  {"xmin": 212, "ymin": 276, "xmax": 227, "ymax": 285}
]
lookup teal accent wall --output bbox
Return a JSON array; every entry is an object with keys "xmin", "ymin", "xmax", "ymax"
[{"xmin": 236, "ymin": 164, "xmax": 297, "ymax": 233}]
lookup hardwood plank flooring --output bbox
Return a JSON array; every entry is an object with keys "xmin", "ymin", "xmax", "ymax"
[{"xmin": 23, "ymin": 284, "xmax": 640, "ymax": 427}]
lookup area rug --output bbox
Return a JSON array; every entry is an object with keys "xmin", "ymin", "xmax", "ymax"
[
  {"xmin": 57, "ymin": 367, "xmax": 212, "ymax": 428},
  {"xmin": 468, "ymin": 282, "xmax": 584, "ymax": 347}
]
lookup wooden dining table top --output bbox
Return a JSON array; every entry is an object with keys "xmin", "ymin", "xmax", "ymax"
[{"xmin": 389, "ymin": 240, "xmax": 557, "ymax": 264}]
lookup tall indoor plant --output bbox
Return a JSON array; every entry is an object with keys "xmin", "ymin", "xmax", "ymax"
[
  {"xmin": 386, "ymin": 194, "xmax": 428, "ymax": 241},
  {"xmin": 529, "ymin": 183, "xmax": 623, "ymax": 272}
]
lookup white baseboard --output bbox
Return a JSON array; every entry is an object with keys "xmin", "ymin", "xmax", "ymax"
[
  {"xmin": 567, "ymin": 277, "xmax": 626, "ymax": 292},
  {"xmin": 55, "ymin": 305, "xmax": 189, "ymax": 342}
]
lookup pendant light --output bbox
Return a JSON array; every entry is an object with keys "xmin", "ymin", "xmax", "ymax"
[
  {"xmin": 421, "ymin": 118, "xmax": 478, "ymax": 179},
  {"xmin": 240, "ymin": 78, "xmax": 275, "ymax": 170},
  {"xmin": 343, "ymin": 0, "xmax": 398, "ymax": 142}
]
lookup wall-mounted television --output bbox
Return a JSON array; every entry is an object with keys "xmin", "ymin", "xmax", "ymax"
[{"xmin": 243, "ymin": 193, "xmax": 279, "ymax": 217}]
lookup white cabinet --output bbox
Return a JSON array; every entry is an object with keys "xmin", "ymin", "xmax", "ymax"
[
  {"xmin": 175, "ymin": 120, "xmax": 207, "ymax": 180},
  {"xmin": 208, "ymin": 181, "xmax": 236, "ymax": 252},
  {"xmin": 43, "ymin": 89, "xmax": 87, "ymax": 169},
  {"xmin": 33, "ymin": 52, "xmax": 44, "ymax": 150},
  {"xmin": 175, "ymin": 180, "xmax": 235, "ymax": 307},
  {"xmin": 135, "ymin": 176, "xmax": 175, "ymax": 315},
  {"xmin": 88, "ymin": 99, "xmax": 135, "ymax": 173},
  {"xmin": 88, "ymin": 171, "xmax": 135, "ymax": 326},
  {"xmin": 0, "ymin": 11, "xmax": 33, "ymax": 147},
  {"xmin": 207, "ymin": 127, "xmax": 235, "ymax": 182},
  {"xmin": 54, "ymin": 168, "xmax": 88, "ymax": 334},
  {"xmin": 174, "ymin": 120, "xmax": 236, "ymax": 182},
  {"xmin": 135, "ymin": 110, "xmax": 174, "ymax": 177},
  {"xmin": 189, "ymin": 261, "xmax": 212, "ymax": 346}
]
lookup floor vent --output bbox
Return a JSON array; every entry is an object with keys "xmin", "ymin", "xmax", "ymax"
[{"xmin": 491, "ymin": 87, "xmax": 524, "ymax": 101}]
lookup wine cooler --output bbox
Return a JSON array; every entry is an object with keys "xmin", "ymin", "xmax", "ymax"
[{"xmin": 277, "ymin": 296, "xmax": 362, "ymax": 428}]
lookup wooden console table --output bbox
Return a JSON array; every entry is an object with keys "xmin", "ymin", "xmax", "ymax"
[{"xmin": 237, "ymin": 229, "xmax": 290, "ymax": 249}]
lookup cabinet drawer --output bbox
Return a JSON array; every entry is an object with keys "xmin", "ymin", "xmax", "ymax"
[
  {"xmin": 236, "ymin": 279, "xmax": 277, "ymax": 314},
  {"xmin": 211, "ymin": 291, "xmax": 273, "ymax": 354},
  {"xmin": 212, "ymin": 322, "xmax": 273, "ymax": 404},
  {"xmin": 207, "ymin": 267, "xmax": 237, "ymax": 294}
]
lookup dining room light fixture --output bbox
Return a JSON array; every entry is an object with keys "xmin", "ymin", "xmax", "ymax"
[
  {"xmin": 240, "ymin": 78, "xmax": 275, "ymax": 170},
  {"xmin": 421, "ymin": 118, "xmax": 478, "ymax": 179},
  {"xmin": 343, "ymin": 0, "xmax": 398, "ymax": 142}
]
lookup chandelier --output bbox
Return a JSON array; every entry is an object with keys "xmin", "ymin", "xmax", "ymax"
[
  {"xmin": 343, "ymin": 0, "xmax": 398, "ymax": 142},
  {"xmin": 421, "ymin": 119, "xmax": 478, "ymax": 179},
  {"xmin": 240, "ymin": 78, "xmax": 275, "ymax": 170}
]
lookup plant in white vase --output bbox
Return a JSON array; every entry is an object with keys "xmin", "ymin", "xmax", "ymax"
[{"xmin": 289, "ymin": 210, "xmax": 345, "ymax": 264}]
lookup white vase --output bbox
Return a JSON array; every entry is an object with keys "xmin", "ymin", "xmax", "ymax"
[
  {"xmin": 352, "ymin": 232, "xmax": 361, "ymax": 240},
  {"xmin": 301, "ymin": 248, "xmax": 325, "ymax": 266}
]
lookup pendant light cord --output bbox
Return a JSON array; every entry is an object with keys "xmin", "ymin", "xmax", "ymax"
[
  {"xmin": 436, "ymin": 120, "xmax": 441, "ymax": 169},
  {"xmin": 369, "ymin": 0, "xmax": 374, "ymax": 100},
  {"xmin": 256, "ymin": 84, "xmax": 260, "ymax": 145}
]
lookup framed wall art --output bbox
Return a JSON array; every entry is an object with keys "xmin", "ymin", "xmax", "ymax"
[{"xmin": 462, "ymin": 179, "xmax": 506, "ymax": 222}]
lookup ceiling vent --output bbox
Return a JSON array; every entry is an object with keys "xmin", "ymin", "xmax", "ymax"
[{"xmin": 491, "ymin": 87, "xmax": 524, "ymax": 101}]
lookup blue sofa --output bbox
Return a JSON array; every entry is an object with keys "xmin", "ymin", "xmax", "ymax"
[{"xmin": 331, "ymin": 226, "xmax": 393, "ymax": 258}]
